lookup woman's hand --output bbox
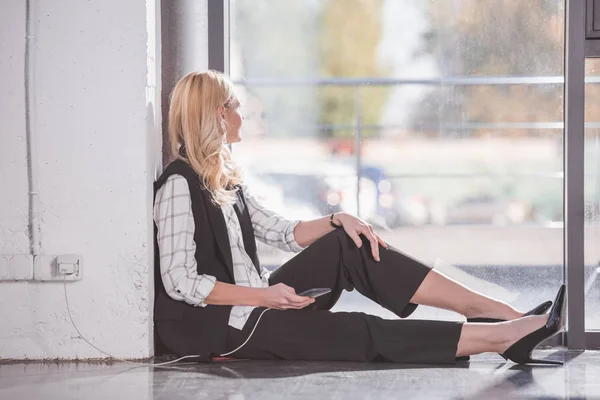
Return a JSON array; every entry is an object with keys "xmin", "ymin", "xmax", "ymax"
[
  {"xmin": 259, "ymin": 283, "xmax": 315, "ymax": 310},
  {"xmin": 334, "ymin": 213, "xmax": 388, "ymax": 262}
]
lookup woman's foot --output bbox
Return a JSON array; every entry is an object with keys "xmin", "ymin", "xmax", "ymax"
[
  {"xmin": 496, "ymin": 315, "xmax": 549, "ymax": 353},
  {"xmin": 464, "ymin": 299, "xmax": 524, "ymax": 321},
  {"xmin": 455, "ymin": 313, "xmax": 547, "ymax": 360},
  {"xmin": 499, "ymin": 285, "xmax": 565, "ymax": 365},
  {"xmin": 467, "ymin": 300, "xmax": 553, "ymax": 323},
  {"xmin": 455, "ymin": 286, "xmax": 564, "ymax": 363},
  {"xmin": 456, "ymin": 311, "xmax": 551, "ymax": 362}
]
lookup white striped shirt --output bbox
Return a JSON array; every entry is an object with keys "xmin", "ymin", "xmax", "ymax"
[{"xmin": 153, "ymin": 174, "xmax": 304, "ymax": 330}]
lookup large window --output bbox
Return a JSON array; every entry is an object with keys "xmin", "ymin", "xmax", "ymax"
[
  {"xmin": 585, "ymin": 59, "xmax": 600, "ymax": 331},
  {"xmin": 230, "ymin": 0, "xmax": 566, "ymax": 320}
]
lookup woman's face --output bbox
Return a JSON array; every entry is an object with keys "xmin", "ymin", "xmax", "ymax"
[{"xmin": 221, "ymin": 97, "xmax": 244, "ymax": 144}]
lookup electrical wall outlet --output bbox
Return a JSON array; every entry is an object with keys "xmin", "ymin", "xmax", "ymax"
[
  {"xmin": 0, "ymin": 255, "xmax": 34, "ymax": 281},
  {"xmin": 0, "ymin": 256, "xmax": 8, "ymax": 280},
  {"xmin": 13, "ymin": 255, "xmax": 34, "ymax": 279},
  {"xmin": 33, "ymin": 254, "xmax": 83, "ymax": 281}
]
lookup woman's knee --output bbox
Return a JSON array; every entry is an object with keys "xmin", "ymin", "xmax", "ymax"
[{"xmin": 312, "ymin": 227, "xmax": 346, "ymax": 248}]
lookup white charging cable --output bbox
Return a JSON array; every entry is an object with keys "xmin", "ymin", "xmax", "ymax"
[
  {"xmin": 219, "ymin": 308, "xmax": 270, "ymax": 357},
  {"xmin": 63, "ymin": 277, "xmax": 268, "ymax": 366}
]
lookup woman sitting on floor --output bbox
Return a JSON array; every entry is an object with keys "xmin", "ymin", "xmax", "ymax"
[{"xmin": 153, "ymin": 70, "xmax": 565, "ymax": 365}]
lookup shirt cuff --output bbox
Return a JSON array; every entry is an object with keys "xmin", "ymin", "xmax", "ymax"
[
  {"xmin": 195, "ymin": 275, "xmax": 217, "ymax": 307},
  {"xmin": 286, "ymin": 220, "xmax": 305, "ymax": 253}
]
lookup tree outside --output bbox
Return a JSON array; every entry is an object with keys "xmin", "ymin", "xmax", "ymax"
[
  {"xmin": 317, "ymin": 0, "xmax": 390, "ymax": 140},
  {"xmin": 413, "ymin": 0, "xmax": 566, "ymax": 138}
]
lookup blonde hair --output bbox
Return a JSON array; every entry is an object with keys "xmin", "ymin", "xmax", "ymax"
[{"xmin": 168, "ymin": 70, "xmax": 243, "ymax": 206}]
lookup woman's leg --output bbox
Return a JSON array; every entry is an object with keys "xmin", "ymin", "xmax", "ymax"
[
  {"xmin": 271, "ymin": 229, "xmax": 522, "ymax": 320},
  {"xmin": 226, "ymin": 307, "xmax": 548, "ymax": 363},
  {"xmin": 410, "ymin": 269, "xmax": 522, "ymax": 320},
  {"xmin": 228, "ymin": 307, "xmax": 464, "ymax": 364}
]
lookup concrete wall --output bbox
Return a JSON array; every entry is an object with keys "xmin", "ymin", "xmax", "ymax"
[
  {"xmin": 0, "ymin": 0, "xmax": 30, "ymax": 256},
  {"xmin": 0, "ymin": 0, "xmax": 172, "ymax": 359}
]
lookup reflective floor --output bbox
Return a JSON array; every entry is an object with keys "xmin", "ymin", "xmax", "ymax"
[{"xmin": 1, "ymin": 351, "xmax": 599, "ymax": 399}]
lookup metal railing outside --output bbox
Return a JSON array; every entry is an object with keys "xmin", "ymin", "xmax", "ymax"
[{"xmin": 234, "ymin": 76, "xmax": 600, "ymax": 220}]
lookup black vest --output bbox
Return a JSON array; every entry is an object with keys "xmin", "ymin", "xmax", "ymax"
[{"xmin": 153, "ymin": 159, "xmax": 260, "ymax": 360}]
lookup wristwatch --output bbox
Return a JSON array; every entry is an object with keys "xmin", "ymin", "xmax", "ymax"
[{"xmin": 330, "ymin": 213, "xmax": 342, "ymax": 228}]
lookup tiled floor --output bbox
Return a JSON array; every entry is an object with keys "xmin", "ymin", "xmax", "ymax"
[{"xmin": 1, "ymin": 350, "xmax": 599, "ymax": 399}]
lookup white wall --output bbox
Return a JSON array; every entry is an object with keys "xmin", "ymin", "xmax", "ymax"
[
  {"xmin": 0, "ymin": 1, "xmax": 30, "ymax": 255},
  {"xmin": 0, "ymin": 0, "xmax": 173, "ymax": 359}
]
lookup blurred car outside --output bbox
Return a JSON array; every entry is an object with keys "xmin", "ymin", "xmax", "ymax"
[
  {"xmin": 248, "ymin": 161, "xmax": 429, "ymax": 229},
  {"xmin": 358, "ymin": 165, "xmax": 429, "ymax": 228},
  {"xmin": 428, "ymin": 194, "xmax": 531, "ymax": 226},
  {"xmin": 242, "ymin": 171, "xmax": 321, "ymax": 221}
]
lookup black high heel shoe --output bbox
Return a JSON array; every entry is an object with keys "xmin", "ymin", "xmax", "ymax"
[
  {"xmin": 467, "ymin": 301, "xmax": 553, "ymax": 323},
  {"xmin": 501, "ymin": 284, "xmax": 566, "ymax": 365},
  {"xmin": 455, "ymin": 300, "xmax": 553, "ymax": 362}
]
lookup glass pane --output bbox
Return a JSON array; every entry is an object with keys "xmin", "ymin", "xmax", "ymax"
[
  {"xmin": 585, "ymin": 59, "xmax": 600, "ymax": 331},
  {"xmin": 230, "ymin": 0, "xmax": 565, "ymax": 321}
]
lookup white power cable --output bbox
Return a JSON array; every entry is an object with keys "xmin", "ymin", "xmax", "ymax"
[
  {"xmin": 219, "ymin": 308, "xmax": 270, "ymax": 357},
  {"xmin": 63, "ymin": 277, "xmax": 267, "ymax": 366}
]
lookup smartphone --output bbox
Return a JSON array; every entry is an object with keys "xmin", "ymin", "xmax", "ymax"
[{"xmin": 298, "ymin": 288, "xmax": 332, "ymax": 299}]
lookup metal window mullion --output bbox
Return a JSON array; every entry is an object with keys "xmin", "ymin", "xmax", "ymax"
[
  {"xmin": 586, "ymin": 332, "xmax": 600, "ymax": 348},
  {"xmin": 564, "ymin": 0, "xmax": 587, "ymax": 350},
  {"xmin": 355, "ymin": 86, "xmax": 362, "ymax": 218}
]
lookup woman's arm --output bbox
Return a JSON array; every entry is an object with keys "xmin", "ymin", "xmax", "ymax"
[
  {"xmin": 204, "ymin": 281, "xmax": 263, "ymax": 306},
  {"xmin": 155, "ymin": 175, "xmax": 217, "ymax": 307},
  {"xmin": 242, "ymin": 180, "xmax": 388, "ymax": 260},
  {"xmin": 241, "ymin": 182, "xmax": 387, "ymax": 258},
  {"xmin": 242, "ymin": 184, "xmax": 305, "ymax": 252},
  {"xmin": 292, "ymin": 214, "xmax": 340, "ymax": 248},
  {"xmin": 295, "ymin": 212, "xmax": 389, "ymax": 262},
  {"xmin": 205, "ymin": 281, "xmax": 314, "ymax": 310}
]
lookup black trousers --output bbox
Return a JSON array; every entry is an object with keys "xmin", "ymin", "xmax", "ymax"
[{"xmin": 227, "ymin": 229, "xmax": 463, "ymax": 364}]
